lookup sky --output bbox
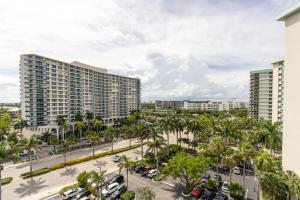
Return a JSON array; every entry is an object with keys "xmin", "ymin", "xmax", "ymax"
[{"xmin": 0, "ymin": 0, "xmax": 298, "ymax": 103}]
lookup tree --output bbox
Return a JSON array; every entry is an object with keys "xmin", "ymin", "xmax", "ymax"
[
  {"xmin": 14, "ymin": 118, "xmax": 28, "ymax": 136},
  {"xmin": 48, "ymin": 135, "xmax": 59, "ymax": 154},
  {"xmin": 254, "ymin": 150, "xmax": 277, "ymax": 174},
  {"xmin": 77, "ymin": 170, "xmax": 106, "ymax": 198},
  {"xmin": 75, "ymin": 121, "xmax": 85, "ymax": 139},
  {"xmin": 0, "ymin": 113, "xmax": 12, "ymax": 141},
  {"xmin": 237, "ymin": 142, "xmax": 255, "ymax": 189},
  {"xmin": 135, "ymin": 124, "xmax": 149, "ymax": 160},
  {"xmin": 163, "ymin": 152, "xmax": 208, "ymax": 192},
  {"xmin": 62, "ymin": 136, "xmax": 76, "ymax": 166},
  {"xmin": 87, "ymin": 131, "xmax": 100, "ymax": 158},
  {"xmin": 75, "ymin": 112, "xmax": 84, "ymax": 122},
  {"xmin": 208, "ymin": 136, "xmax": 226, "ymax": 175},
  {"xmin": 105, "ymin": 126, "xmax": 119, "ymax": 152},
  {"xmin": 221, "ymin": 148, "xmax": 237, "ymax": 183},
  {"xmin": 93, "ymin": 119, "xmax": 103, "ymax": 133},
  {"xmin": 20, "ymin": 134, "xmax": 41, "ymax": 174},
  {"xmin": 118, "ymin": 155, "xmax": 133, "ymax": 189},
  {"xmin": 172, "ymin": 115, "xmax": 184, "ymax": 146},
  {"xmin": 262, "ymin": 120, "xmax": 282, "ymax": 154},
  {"xmin": 229, "ymin": 182, "xmax": 245, "ymax": 200},
  {"xmin": 284, "ymin": 170, "xmax": 300, "ymax": 200},
  {"xmin": 85, "ymin": 111, "xmax": 94, "ymax": 131},
  {"xmin": 136, "ymin": 187, "xmax": 155, "ymax": 200},
  {"xmin": 147, "ymin": 126, "xmax": 165, "ymax": 169},
  {"xmin": 0, "ymin": 141, "xmax": 18, "ymax": 200},
  {"xmin": 56, "ymin": 115, "xmax": 68, "ymax": 140},
  {"xmin": 159, "ymin": 115, "xmax": 173, "ymax": 155}
]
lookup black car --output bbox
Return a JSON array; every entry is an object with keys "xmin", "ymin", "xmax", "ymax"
[
  {"xmin": 134, "ymin": 165, "xmax": 145, "ymax": 173},
  {"xmin": 108, "ymin": 174, "xmax": 124, "ymax": 185},
  {"xmin": 108, "ymin": 184, "xmax": 127, "ymax": 200},
  {"xmin": 214, "ymin": 193, "xmax": 228, "ymax": 200},
  {"xmin": 201, "ymin": 189, "xmax": 216, "ymax": 200}
]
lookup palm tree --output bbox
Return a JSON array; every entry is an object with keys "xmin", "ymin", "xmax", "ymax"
[
  {"xmin": 221, "ymin": 148, "xmax": 237, "ymax": 183},
  {"xmin": 14, "ymin": 118, "xmax": 28, "ymax": 136},
  {"xmin": 135, "ymin": 124, "xmax": 149, "ymax": 160},
  {"xmin": 93, "ymin": 119, "xmax": 103, "ymax": 133},
  {"xmin": 0, "ymin": 113, "xmax": 12, "ymax": 141},
  {"xmin": 85, "ymin": 111, "xmax": 94, "ymax": 131},
  {"xmin": 159, "ymin": 115, "xmax": 173, "ymax": 155},
  {"xmin": 118, "ymin": 155, "xmax": 133, "ymax": 189},
  {"xmin": 208, "ymin": 136, "xmax": 226, "ymax": 175},
  {"xmin": 172, "ymin": 115, "xmax": 183, "ymax": 146},
  {"xmin": 237, "ymin": 142, "xmax": 255, "ymax": 189},
  {"xmin": 284, "ymin": 170, "xmax": 300, "ymax": 200},
  {"xmin": 254, "ymin": 150, "xmax": 276, "ymax": 174},
  {"xmin": 0, "ymin": 141, "xmax": 18, "ymax": 200},
  {"xmin": 147, "ymin": 126, "xmax": 166, "ymax": 169},
  {"xmin": 56, "ymin": 115, "xmax": 68, "ymax": 140},
  {"xmin": 87, "ymin": 131, "xmax": 100, "ymax": 158},
  {"xmin": 61, "ymin": 137, "xmax": 76, "ymax": 166},
  {"xmin": 48, "ymin": 135, "xmax": 59, "ymax": 154},
  {"xmin": 262, "ymin": 121, "xmax": 282, "ymax": 155},
  {"xmin": 75, "ymin": 121, "xmax": 85, "ymax": 139},
  {"xmin": 75, "ymin": 112, "xmax": 84, "ymax": 122},
  {"xmin": 105, "ymin": 126, "xmax": 117, "ymax": 152},
  {"xmin": 20, "ymin": 134, "xmax": 41, "ymax": 174}
]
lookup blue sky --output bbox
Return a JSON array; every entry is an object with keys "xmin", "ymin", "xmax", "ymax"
[{"xmin": 0, "ymin": 0, "xmax": 298, "ymax": 102}]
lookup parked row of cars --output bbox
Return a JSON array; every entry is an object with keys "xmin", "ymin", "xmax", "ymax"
[
  {"xmin": 133, "ymin": 163, "xmax": 159, "ymax": 178},
  {"xmin": 62, "ymin": 188, "xmax": 91, "ymax": 200}
]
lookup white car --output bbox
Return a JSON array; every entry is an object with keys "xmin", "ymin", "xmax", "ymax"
[
  {"xmin": 102, "ymin": 182, "xmax": 119, "ymax": 197},
  {"xmin": 233, "ymin": 167, "xmax": 241, "ymax": 175},
  {"xmin": 221, "ymin": 182, "xmax": 230, "ymax": 194},
  {"xmin": 112, "ymin": 155, "xmax": 121, "ymax": 162},
  {"xmin": 62, "ymin": 187, "xmax": 85, "ymax": 200},
  {"xmin": 147, "ymin": 169, "xmax": 159, "ymax": 178}
]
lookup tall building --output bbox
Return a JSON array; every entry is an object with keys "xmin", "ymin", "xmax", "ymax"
[
  {"xmin": 249, "ymin": 69, "xmax": 273, "ymax": 120},
  {"xmin": 20, "ymin": 54, "xmax": 141, "ymax": 135},
  {"xmin": 278, "ymin": 3, "xmax": 300, "ymax": 176},
  {"xmin": 272, "ymin": 60, "xmax": 284, "ymax": 122},
  {"xmin": 155, "ymin": 99, "xmax": 248, "ymax": 111}
]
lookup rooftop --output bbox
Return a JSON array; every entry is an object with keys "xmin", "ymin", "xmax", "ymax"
[
  {"xmin": 277, "ymin": 2, "xmax": 300, "ymax": 21},
  {"xmin": 250, "ymin": 68, "xmax": 273, "ymax": 74}
]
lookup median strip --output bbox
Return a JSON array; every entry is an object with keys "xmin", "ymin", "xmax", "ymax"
[{"xmin": 21, "ymin": 142, "xmax": 147, "ymax": 179}]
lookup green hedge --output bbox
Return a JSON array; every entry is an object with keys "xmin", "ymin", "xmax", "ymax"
[
  {"xmin": 21, "ymin": 142, "xmax": 147, "ymax": 179},
  {"xmin": 21, "ymin": 168, "xmax": 51, "ymax": 179},
  {"xmin": 1, "ymin": 177, "xmax": 13, "ymax": 185},
  {"xmin": 59, "ymin": 184, "xmax": 78, "ymax": 195}
]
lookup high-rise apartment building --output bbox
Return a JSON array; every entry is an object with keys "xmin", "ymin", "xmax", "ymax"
[
  {"xmin": 278, "ymin": 3, "xmax": 300, "ymax": 176},
  {"xmin": 272, "ymin": 60, "xmax": 284, "ymax": 122},
  {"xmin": 249, "ymin": 69, "xmax": 273, "ymax": 120},
  {"xmin": 20, "ymin": 54, "xmax": 141, "ymax": 135}
]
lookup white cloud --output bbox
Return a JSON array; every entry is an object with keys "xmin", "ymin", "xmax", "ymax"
[{"xmin": 0, "ymin": 0, "xmax": 296, "ymax": 102}]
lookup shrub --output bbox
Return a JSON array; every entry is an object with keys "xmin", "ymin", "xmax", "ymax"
[
  {"xmin": 229, "ymin": 182, "xmax": 245, "ymax": 200},
  {"xmin": 207, "ymin": 179, "xmax": 217, "ymax": 191},
  {"xmin": 120, "ymin": 191, "xmax": 135, "ymax": 200},
  {"xmin": 21, "ymin": 168, "xmax": 51, "ymax": 179},
  {"xmin": 153, "ymin": 173, "xmax": 168, "ymax": 181},
  {"xmin": 59, "ymin": 184, "xmax": 78, "ymax": 195},
  {"xmin": 1, "ymin": 177, "xmax": 13, "ymax": 185},
  {"xmin": 77, "ymin": 171, "xmax": 90, "ymax": 188},
  {"xmin": 49, "ymin": 163, "xmax": 65, "ymax": 170}
]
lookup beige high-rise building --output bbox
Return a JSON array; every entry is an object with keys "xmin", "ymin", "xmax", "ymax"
[
  {"xmin": 272, "ymin": 60, "xmax": 284, "ymax": 122},
  {"xmin": 278, "ymin": 3, "xmax": 300, "ymax": 175}
]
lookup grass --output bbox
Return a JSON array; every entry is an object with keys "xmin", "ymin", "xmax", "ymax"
[{"xmin": 1, "ymin": 177, "xmax": 13, "ymax": 185}]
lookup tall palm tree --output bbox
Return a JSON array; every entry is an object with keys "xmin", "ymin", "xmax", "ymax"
[
  {"xmin": 14, "ymin": 118, "xmax": 28, "ymax": 136},
  {"xmin": 0, "ymin": 141, "xmax": 18, "ymax": 200},
  {"xmin": 20, "ymin": 134, "xmax": 41, "ymax": 174},
  {"xmin": 105, "ymin": 126, "xmax": 117, "ymax": 152},
  {"xmin": 118, "ymin": 155, "xmax": 133, "ymax": 189},
  {"xmin": 48, "ymin": 135, "xmax": 59, "ymax": 154},
  {"xmin": 56, "ymin": 115, "xmax": 68, "ymax": 140},
  {"xmin": 159, "ymin": 115, "xmax": 173, "ymax": 155},
  {"xmin": 172, "ymin": 115, "xmax": 184, "ymax": 146},
  {"xmin": 75, "ymin": 121, "xmax": 85, "ymax": 139},
  {"xmin": 147, "ymin": 126, "xmax": 166, "ymax": 169},
  {"xmin": 87, "ymin": 131, "xmax": 100, "ymax": 158},
  {"xmin": 62, "ymin": 137, "xmax": 76, "ymax": 166},
  {"xmin": 262, "ymin": 121, "xmax": 282, "ymax": 155},
  {"xmin": 93, "ymin": 119, "xmax": 103, "ymax": 133},
  {"xmin": 208, "ymin": 136, "xmax": 226, "ymax": 175},
  {"xmin": 254, "ymin": 150, "xmax": 276, "ymax": 174},
  {"xmin": 221, "ymin": 148, "xmax": 237, "ymax": 183},
  {"xmin": 85, "ymin": 111, "xmax": 94, "ymax": 131},
  {"xmin": 135, "ymin": 124, "xmax": 149, "ymax": 160},
  {"xmin": 75, "ymin": 112, "xmax": 84, "ymax": 122},
  {"xmin": 237, "ymin": 142, "xmax": 255, "ymax": 189}
]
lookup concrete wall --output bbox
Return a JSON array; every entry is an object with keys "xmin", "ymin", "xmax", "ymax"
[
  {"xmin": 272, "ymin": 64, "xmax": 279, "ymax": 122},
  {"xmin": 282, "ymin": 10, "xmax": 300, "ymax": 176}
]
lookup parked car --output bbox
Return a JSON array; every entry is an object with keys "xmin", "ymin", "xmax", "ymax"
[
  {"xmin": 19, "ymin": 149, "xmax": 35, "ymax": 157},
  {"xmin": 140, "ymin": 167, "xmax": 152, "ymax": 177},
  {"xmin": 214, "ymin": 193, "xmax": 228, "ymax": 200},
  {"xmin": 220, "ymin": 165, "xmax": 230, "ymax": 173},
  {"xmin": 102, "ymin": 182, "xmax": 119, "ymax": 197},
  {"xmin": 221, "ymin": 182, "xmax": 229, "ymax": 194},
  {"xmin": 62, "ymin": 187, "xmax": 85, "ymax": 200},
  {"xmin": 73, "ymin": 189, "xmax": 91, "ymax": 200},
  {"xmin": 233, "ymin": 167, "xmax": 241, "ymax": 175},
  {"xmin": 200, "ymin": 174, "xmax": 210, "ymax": 184},
  {"xmin": 108, "ymin": 183, "xmax": 127, "ymax": 200},
  {"xmin": 108, "ymin": 174, "xmax": 124, "ymax": 185},
  {"xmin": 191, "ymin": 186, "xmax": 205, "ymax": 197},
  {"xmin": 200, "ymin": 189, "xmax": 216, "ymax": 200},
  {"xmin": 112, "ymin": 155, "xmax": 121, "ymax": 162},
  {"xmin": 147, "ymin": 169, "xmax": 159, "ymax": 178},
  {"xmin": 134, "ymin": 165, "xmax": 145, "ymax": 173}
]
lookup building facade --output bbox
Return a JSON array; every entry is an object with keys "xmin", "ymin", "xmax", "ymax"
[
  {"xmin": 155, "ymin": 99, "xmax": 247, "ymax": 111},
  {"xmin": 20, "ymin": 54, "xmax": 141, "ymax": 134},
  {"xmin": 272, "ymin": 60, "xmax": 284, "ymax": 122},
  {"xmin": 249, "ymin": 69, "xmax": 273, "ymax": 120},
  {"xmin": 278, "ymin": 3, "xmax": 300, "ymax": 176}
]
